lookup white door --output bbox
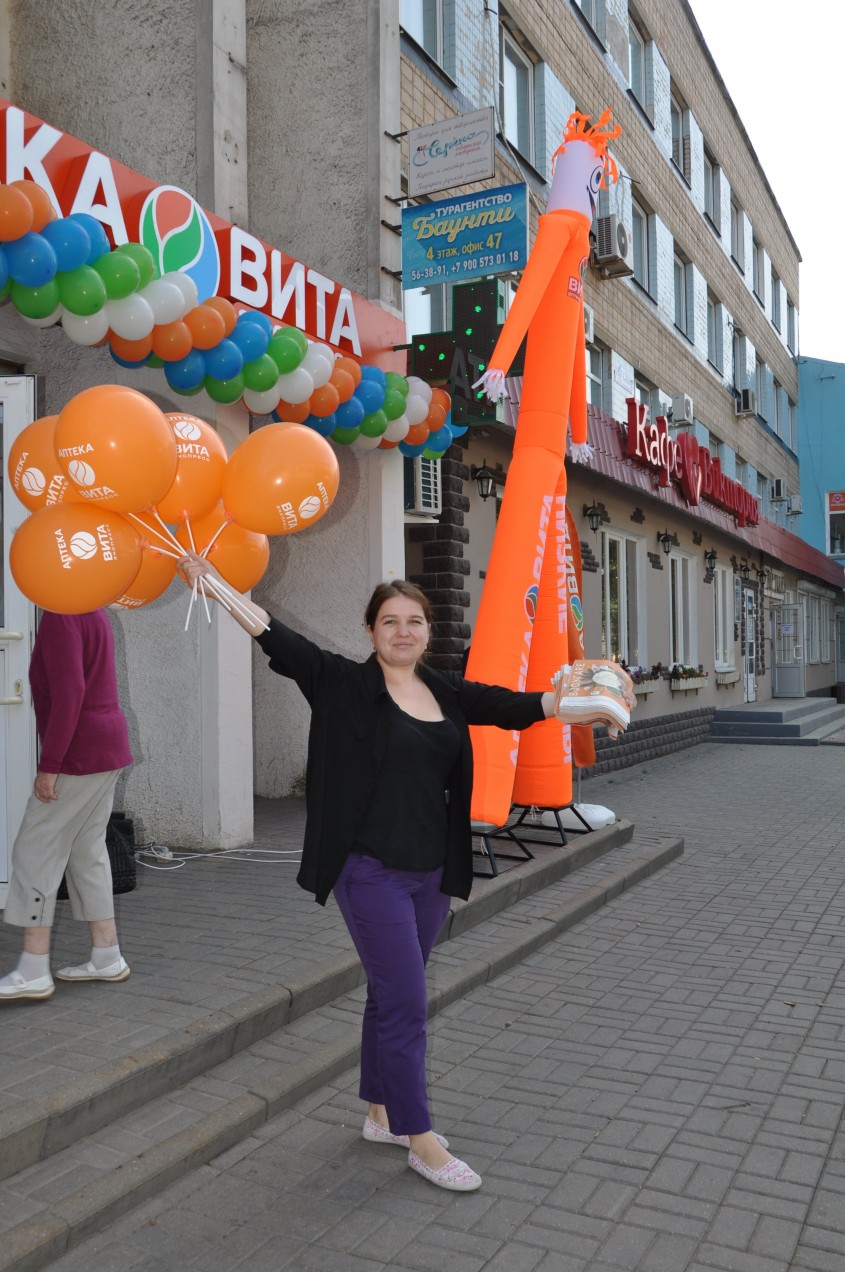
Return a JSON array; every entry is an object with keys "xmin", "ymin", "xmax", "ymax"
[
  {"xmin": 771, "ymin": 602, "xmax": 806, "ymax": 698},
  {"xmin": 1, "ymin": 376, "xmax": 38, "ymax": 906},
  {"xmin": 743, "ymin": 587, "xmax": 757, "ymax": 703}
]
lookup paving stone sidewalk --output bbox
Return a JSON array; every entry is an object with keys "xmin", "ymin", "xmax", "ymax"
[{"xmin": 33, "ymin": 742, "xmax": 845, "ymax": 1272}]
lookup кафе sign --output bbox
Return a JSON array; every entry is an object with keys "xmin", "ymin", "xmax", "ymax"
[{"xmin": 625, "ymin": 398, "xmax": 760, "ymax": 528}]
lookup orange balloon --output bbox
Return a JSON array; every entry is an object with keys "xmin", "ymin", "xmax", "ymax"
[
  {"xmin": 55, "ymin": 385, "xmax": 177, "ymax": 513},
  {"xmin": 426, "ymin": 403, "xmax": 447, "ymax": 430},
  {"xmin": 112, "ymin": 548, "xmax": 177, "ymax": 609},
  {"xmin": 0, "ymin": 184, "xmax": 34, "ymax": 240},
  {"xmin": 7, "ymin": 415, "xmax": 78, "ymax": 511},
  {"xmin": 183, "ymin": 304, "xmax": 226, "ymax": 351},
  {"xmin": 10, "ymin": 179, "xmax": 57, "ymax": 232},
  {"xmin": 329, "ymin": 367, "xmax": 355, "ymax": 403},
  {"xmin": 175, "ymin": 507, "xmax": 269, "ymax": 592},
  {"xmin": 334, "ymin": 356, "xmax": 362, "ymax": 388},
  {"xmin": 275, "ymin": 399, "xmax": 310, "ymax": 424},
  {"xmin": 379, "ymin": 438, "xmax": 399, "ymax": 449},
  {"xmin": 156, "ymin": 414, "xmax": 228, "ymax": 523},
  {"xmin": 405, "ymin": 422, "xmax": 430, "ymax": 446},
  {"xmin": 203, "ymin": 296, "xmax": 237, "ymax": 336},
  {"xmin": 222, "ymin": 423, "xmax": 340, "ymax": 535},
  {"xmin": 10, "ymin": 504, "xmax": 143, "ymax": 613},
  {"xmin": 152, "ymin": 320, "xmax": 193, "ymax": 362},
  {"xmin": 110, "ymin": 331, "xmax": 154, "ymax": 362},
  {"xmin": 309, "ymin": 383, "xmax": 340, "ymax": 418},
  {"xmin": 430, "ymin": 388, "xmax": 451, "ymax": 414}
]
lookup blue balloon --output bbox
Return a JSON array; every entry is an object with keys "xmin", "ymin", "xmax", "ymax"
[
  {"xmin": 5, "ymin": 232, "xmax": 58, "ymax": 287},
  {"xmin": 230, "ymin": 317, "xmax": 270, "ymax": 361},
  {"xmin": 110, "ymin": 348, "xmax": 148, "ymax": 370},
  {"xmin": 164, "ymin": 349, "xmax": 207, "ymax": 390},
  {"xmin": 449, "ymin": 423, "xmax": 468, "ymax": 438},
  {"xmin": 237, "ymin": 309, "xmax": 273, "ymax": 338},
  {"xmin": 398, "ymin": 440, "xmax": 429, "ymax": 458},
  {"xmin": 333, "ymin": 395, "xmax": 365, "ymax": 430},
  {"xmin": 67, "ymin": 213, "xmax": 111, "ymax": 263},
  {"xmin": 300, "ymin": 412, "xmax": 337, "ymax": 436},
  {"xmin": 41, "ymin": 218, "xmax": 92, "ymax": 273},
  {"xmin": 425, "ymin": 424, "xmax": 453, "ymax": 453},
  {"xmin": 204, "ymin": 337, "xmax": 244, "ymax": 381},
  {"xmin": 354, "ymin": 378, "xmax": 385, "ymax": 414},
  {"xmin": 360, "ymin": 365, "xmax": 387, "ymax": 387},
  {"xmin": 0, "ymin": 246, "xmax": 8, "ymax": 292}
]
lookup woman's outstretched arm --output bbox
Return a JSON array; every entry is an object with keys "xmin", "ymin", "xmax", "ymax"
[{"xmin": 178, "ymin": 550, "xmax": 270, "ymax": 637}]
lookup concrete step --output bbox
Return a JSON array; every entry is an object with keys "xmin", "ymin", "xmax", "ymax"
[
  {"xmin": 0, "ymin": 830, "xmax": 683, "ymax": 1272},
  {"xmin": 710, "ymin": 700, "xmax": 845, "ymax": 743}
]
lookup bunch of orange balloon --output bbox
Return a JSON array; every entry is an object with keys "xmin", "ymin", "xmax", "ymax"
[{"xmin": 7, "ymin": 384, "xmax": 340, "ymax": 618}]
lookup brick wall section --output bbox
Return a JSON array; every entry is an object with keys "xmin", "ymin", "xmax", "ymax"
[{"xmin": 580, "ymin": 706, "xmax": 715, "ymax": 780}]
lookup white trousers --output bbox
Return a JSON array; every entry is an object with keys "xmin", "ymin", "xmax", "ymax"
[{"xmin": 3, "ymin": 770, "xmax": 120, "ymax": 928}]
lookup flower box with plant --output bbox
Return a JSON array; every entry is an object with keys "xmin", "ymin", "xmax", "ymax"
[
  {"xmin": 669, "ymin": 663, "xmax": 708, "ymax": 691},
  {"xmin": 620, "ymin": 661, "xmax": 663, "ymax": 694}
]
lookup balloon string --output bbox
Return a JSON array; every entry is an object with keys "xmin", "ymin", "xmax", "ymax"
[
  {"xmin": 201, "ymin": 517, "xmax": 231, "ymax": 558},
  {"xmin": 204, "ymin": 575, "xmax": 270, "ymax": 632},
  {"xmin": 185, "ymin": 579, "xmax": 198, "ymax": 632},
  {"xmin": 153, "ymin": 509, "xmax": 184, "ymax": 552},
  {"xmin": 198, "ymin": 577, "xmax": 213, "ymax": 624},
  {"xmin": 185, "ymin": 518, "xmax": 197, "ymax": 552},
  {"xmin": 128, "ymin": 513, "xmax": 182, "ymax": 557}
]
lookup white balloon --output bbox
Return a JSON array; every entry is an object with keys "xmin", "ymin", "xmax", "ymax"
[
  {"xmin": 302, "ymin": 345, "xmax": 333, "ymax": 388},
  {"xmin": 275, "ymin": 366, "xmax": 315, "ymax": 404},
  {"xmin": 351, "ymin": 432, "xmax": 382, "ymax": 453},
  {"xmin": 243, "ymin": 385, "xmax": 283, "ymax": 415},
  {"xmin": 406, "ymin": 376, "xmax": 433, "ymax": 404},
  {"xmin": 107, "ymin": 294, "xmax": 155, "ymax": 340},
  {"xmin": 62, "ymin": 307, "xmax": 110, "ymax": 345},
  {"xmin": 20, "ymin": 306, "xmax": 64, "ymax": 328},
  {"xmin": 140, "ymin": 278, "xmax": 186, "ymax": 324},
  {"xmin": 384, "ymin": 413, "xmax": 410, "ymax": 442},
  {"xmin": 161, "ymin": 271, "xmax": 199, "ymax": 313},
  {"xmin": 405, "ymin": 393, "xmax": 429, "ymax": 425}
]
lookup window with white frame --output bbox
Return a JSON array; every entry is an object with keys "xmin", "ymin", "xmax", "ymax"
[
  {"xmin": 703, "ymin": 147, "xmax": 720, "ymax": 230},
  {"xmin": 669, "ymin": 553, "xmax": 692, "ymax": 666},
  {"xmin": 713, "ymin": 566, "xmax": 733, "ymax": 668},
  {"xmin": 807, "ymin": 595, "xmax": 820, "ymax": 663},
  {"xmin": 400, "ymin": 0, "xmax": 443, "ymax": 63},
  {"xmin": 586, "ymin": 342, "xmax": 604, "ymax": 409},
  {"xmin": 788, "ymin": 398, "xmax": 796, "ymax": 451},
  {"xmin": 827, "ymin": 493, "xmax": 845, "ymax": 555},
  {"xmin": 674, "ymin": 253, "xmax": 692, "ymax": 338},
  {"xmin": 670, "ymin": 95, "xmax": 690, "ymax": 181},
  {"xmin": 755, "ymin": 357, "xmax": 766, "ymax": 420},
  {"xmin": 632, "ymin": 198, "xmax": 650, "ymax": 292},
  {"xmin": 707, "ymin": 292, "xmax": 723, "ymax": 370},
  {"xmin": 752, "ymin": 238, "xmax": 765, "ymax": 303},
  {"xmin": 499, "ymin": 24, "xmax": 535, "ymax": 162},
  {"xmin": 574, "ymin": 0, "xmax": 605, "ymax": 38},
  {"xmin": 403, "ymin": 283, "xmax": 448, "ymax": 338},
  {"xmin": 732, "ymin": 328, "xmax": 746, "ymax": 391},
  {"xmin": 600, "ymin": 530, "xmax": 640, "ymax": 664},
  {"xmin": 628, "ymin": 18, "xmax": 646, "ymax": 104},
  {"xmin": 787, "ymin": 299, "xmax": 797, "ymax": 352},
  {"xmin": 821, "ymin": 599, "xmax": 831, "ymax": 662},
  {"xmin": 771, "ymin": 271, "xmax": 781, "ymax": 330},
  {"xmin": 772, "ymin": 378, "xmax": 782, "ymax": 437},
  {"xmin": 730, "ymin": 198, "xmax": 744, "ymax": 269}
]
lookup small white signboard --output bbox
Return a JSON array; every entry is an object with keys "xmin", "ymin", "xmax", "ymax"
[{"xmin": 408, "ymin": 107, "xmax": 495, "ymax": 198}]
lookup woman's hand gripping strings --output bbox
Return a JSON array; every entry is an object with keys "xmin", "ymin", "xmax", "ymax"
[{"xmin": 177, "ymin": 550, "xmax": 271, "ymax": 636}]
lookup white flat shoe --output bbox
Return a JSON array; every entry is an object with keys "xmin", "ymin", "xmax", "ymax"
[
  {"xmin": 408, "ymin": 1150, "xmax": 482, "ymax": 1191},
  {"xmin": 55, "ymin": 957, "xmax": 130, "ymax": 983},
  {"xmin": 362, "ymin": 1116, "xmax": 448, "ymax": 1149},
  {"xmin": 0, "ymin": 970, "xmax": 55, "ymax": 1002}
]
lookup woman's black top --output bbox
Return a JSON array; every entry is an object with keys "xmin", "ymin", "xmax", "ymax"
[
  {"xmin": 353, "ymin": 699, "xmax": 461, "ymax": 871},
  {"xmin": 256, "ymin": 616, "xmax": 546, "ymax": 905}
]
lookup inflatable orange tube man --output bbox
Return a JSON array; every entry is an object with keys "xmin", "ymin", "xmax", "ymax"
[{"xmin": 466, "ymin": 111, "xmax": 620, "ymax": 825}]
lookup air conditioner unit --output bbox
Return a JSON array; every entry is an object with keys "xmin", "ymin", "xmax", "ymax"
[
  {"xmin": 770, "ymin": 477, "xmax": 787, "ymax": 502},
  {"xmin": 583, "ymin": 304, "xmax": 595, "ymax": 345},
  {"xmin": 734, "ymin": 387, "xmax": 756, "ymax": 416},
  {"xmin": 671, "ymin": 393, "xmax": 694, "ymax": 425},
  {"xmin": 787, "ymin": 493, "xmax": 803, "ymax": 514},
  {"xmin": 592, "ymin": 213, "xmax": 634, "ymax": 278},
  {"xmin": 408, "ymin": 456, "xmax": 442, "ymax": 516}
]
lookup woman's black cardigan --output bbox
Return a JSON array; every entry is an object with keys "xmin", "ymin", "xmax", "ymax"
[{"xmin": 256, "ymin": 617, "xmax": 546, "ymax": 905}]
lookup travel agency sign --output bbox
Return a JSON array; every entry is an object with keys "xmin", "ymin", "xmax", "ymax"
[{"xmin": 0, "ymin": 100, "xmax": 403, "ymax": 364}]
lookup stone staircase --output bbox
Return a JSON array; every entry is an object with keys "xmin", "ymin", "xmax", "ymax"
[{"xmin": 710, "ymin": 697, "xmax": 845, "ymax": 745}]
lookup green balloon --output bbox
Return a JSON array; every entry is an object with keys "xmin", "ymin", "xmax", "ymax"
[
  {"xmin": 381, "ymin": 389, "xmax": 406, "ymax": 421},
  {"xmin": 174, "ymin": 383, "xmax": 203, "ymax": 396},
  {"xmin": 146, "ymin": 353, "xmax": 165, "ymax": 368},
  {"xmin": 57, "ymin": 265, "xmax": 107, "ymax": 316},
  {"xmin": 0, "ymin": 278, "xmax": 12, "ymax": 302},
  {"xmin": 360, "ymin": 409, "xmax": 388, "ymax": 438},
  {"xmin": 268, "ymin": 329, "xmax": 307, "ymax": 375},
  {"xmin": 204, "ymin": 372, "xmax": 245, "ymax": 404},
  {"xmin": 242, "ymin": 353, "xmax": 280, "ymax": 392},
  {"xmin": 93, "ymin": 251, "xmax": 141, "ymax": 300},
  {"xmin": 11, "ymin": 278, "xmax": 61, "ymax": 319},
  {"xmin": 385, "ymin": 371, "xmax": 409, "ymax": 397},
  {"xmin": 421, "ymin": 446, "xmax": 444, "ymax": 460},
  {"xmin": 331, "ymin": 425, "xmax": 360, "ymax": 445},
  {"xmin": 115, "ymin": 242, "xmax": 157, "ymax": 287}
]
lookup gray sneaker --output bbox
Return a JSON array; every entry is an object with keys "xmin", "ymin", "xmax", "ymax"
[
  {"xmin": 55, "ymin": 957, "xmax": 131, "ymax": 983},
  {"xmin": 0, "ymin": 971, "xmax": 55, "ymax": 1002}
]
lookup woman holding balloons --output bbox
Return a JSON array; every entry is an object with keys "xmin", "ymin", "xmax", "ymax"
[{"xmin": 178, "ymin": 548, "xmax": 565, "ymax": 1192}]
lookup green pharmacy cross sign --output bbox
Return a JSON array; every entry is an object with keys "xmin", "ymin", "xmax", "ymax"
[{"xmin": 402, "ymin": 279, "xmax": 526, "ymax": 429}]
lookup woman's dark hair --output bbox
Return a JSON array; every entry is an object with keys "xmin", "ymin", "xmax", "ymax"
[{"xmin": 365, "ymin": 580, "xmax": 433, "ymax": 629}]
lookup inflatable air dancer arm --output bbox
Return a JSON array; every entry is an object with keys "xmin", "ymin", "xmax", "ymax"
[{"xmin": 466, "ymin": 112, "xmax": 620, "ymax": 826}]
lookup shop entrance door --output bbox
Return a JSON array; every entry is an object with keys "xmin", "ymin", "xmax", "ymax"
[
  {"xmin": 743, "ymin": 587, "xmax": 757, "ymax": 703},
  {"xmin": 836, "ymin": 614, "xmax": 845, "ymax": 685},
  {"xmin": 771, "ymin": 602, "xmax": 806, "ymax": 698},
  {"xmin": 1, "ymin": 376, "xmax": 38, "ymax": 906}
]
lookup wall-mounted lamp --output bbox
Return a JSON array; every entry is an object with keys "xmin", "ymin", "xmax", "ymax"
[
  {"xmin": 740, "ymin": 560, "xmax": 751, "ymax": 579},
  {"xmin": 756, "ymin": 565, "xmax": 768, "ymax": 585},
  {"xmin": 470, "ymin": 461, "xmax": 498, "ymax": 502},
  {"xmin": 657, "ymin": 529, "xmax": 674, "ymax": 556},
  {"xmin": 704, "ymin": 548, "xmax": 718, "ymax": 571},
  {"xmin": 584, "ymin": 502, "xmax": 603, "ymax": 534}
]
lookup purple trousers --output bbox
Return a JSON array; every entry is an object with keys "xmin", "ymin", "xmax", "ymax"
[{"xmin": 333, "ymin": 852, "xmax": 451, "ymax": 1136}]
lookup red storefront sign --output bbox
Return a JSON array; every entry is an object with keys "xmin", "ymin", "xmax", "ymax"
[{"xmin": 625, "ymin": 398, "xmax": 759, "ymax": 527}]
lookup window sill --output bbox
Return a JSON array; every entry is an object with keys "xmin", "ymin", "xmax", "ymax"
[
  {"xmin": 730, "ymin": 254, "xmax": 746, "ymax": 276},
  {"xmin": 626, "ymin": 88, "xmax": 654, "ymax": 131},
  {"xmin": 715, "ymin": 669, "xmax": 741, "ymax": 686},
  {"xmin": 704, "ymin": 212, "xmax": 721, "ymax": 238},
  {"xmin": 495, "ymin": 133, "xmax": 547, "ymax": 186}
]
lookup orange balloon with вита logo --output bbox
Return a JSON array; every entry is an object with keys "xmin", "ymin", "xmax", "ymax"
[
  {"xmin": 7, "ymin": 414, "xmax": 78, "ymax": 512},
  {"xmin": 155, "ymin": 413, "xmax": 228, "ymax": 524},
  {"xmin": 221, "ymin": 423, "xmax": 339, "ymax": 536},
  {"xmin": 10, "ymin": 504, "xmax": 143, "ymax": 614}
]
